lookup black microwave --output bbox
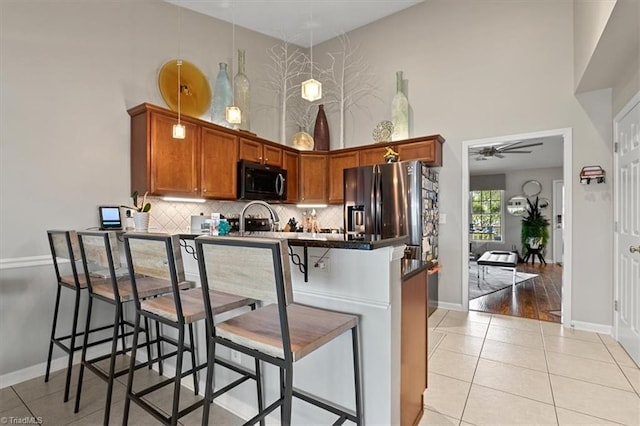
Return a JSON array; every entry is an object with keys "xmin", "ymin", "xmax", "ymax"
[{"xmin": 237, "ymin": 160, "xmax": 287, "ymax": 201}]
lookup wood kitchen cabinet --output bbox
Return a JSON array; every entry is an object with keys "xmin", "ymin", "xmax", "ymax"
[
  {"xmin": 131, "ymin": 108, "xmax": 200, "ymax": 197},
  {"xmin": 299, "ymin": 153, "xmax": 328, "ymax": 203},
  {"xmin": 358, "ymin": 146, "xmax": 388, "ymax": 167},
  {"xmin": 396, "ymin": 137, "xmax": 443, "ymax": 166},
  {"xmin": 201, "ymin": 128, "xmax": 238, "ymax": 200},
  {"xmin": 401, "ymin": 266, "xmax": 428, "ymax": 426},
  {"xmin": 130, "ymin": 103, "xmax": 238, "ymax": 199},
  {"xmin": 328, "ymin": 151, "xmax": 359, "ymax": 204},
  {"xmin": 283, "ymin": 149, "xmax": 299, "ymax": 203},
  {"xmin": 239, "ymin": 138, "xmax": 283, "ymax": 167}
]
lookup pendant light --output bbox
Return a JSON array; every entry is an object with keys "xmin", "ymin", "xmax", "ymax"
[
  {"xmin": 225, "ymin": 19, "xmax": 242, "ymax": 125},
  {"xmin": 172, "ymin": 60, "xmax": 186, "ymax": 139},
  {"xmin": 301, "ymin": 17, "xmax": 322, "ymax": 102},
  {"xmin": 172, "ymin": 5, "xmax": 185, "ymax": 139}
]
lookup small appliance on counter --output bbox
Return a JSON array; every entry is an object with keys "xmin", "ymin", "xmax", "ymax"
[{"xmin": 227, "ymin": 217, "xmax": 272, "ymax": 232}]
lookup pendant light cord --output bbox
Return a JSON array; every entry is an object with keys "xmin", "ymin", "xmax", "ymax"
[{"xmin": 177, "ymin": 4, "xmax": 182, "ymax": 126}]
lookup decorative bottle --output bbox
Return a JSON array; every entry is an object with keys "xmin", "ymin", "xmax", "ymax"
[
  {"xmin": 234, "ymin": 49, "xmax": 251, "ymax": 131},
  {"xmin": 313, "ymin": 104, "xmax": 330, "ymax": 151},
  {"xmin": 211, "ymin": 62, "xmax": 232, "ymax": 128},
  {"xmin": 391, "ymin": 71, "xmax": 409, "ymax": 141}
]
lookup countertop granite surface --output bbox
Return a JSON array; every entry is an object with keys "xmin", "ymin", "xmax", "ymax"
[
  {"xmin": 177, "ymin": 231, "xmax": 408, "ymax": 250},
  {"xmin": 400, "ymin": 259, "xmax": 435, "ymax": 281}
]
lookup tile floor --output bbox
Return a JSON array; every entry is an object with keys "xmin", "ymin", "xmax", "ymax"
[
  {"xmin": 422, "ymin": 309, "xmax": 640, "ymax": 425},
  {"xmin": 2, "ymin": 309, "xmax": 638, "ymax": 425},
  {"xmin": 0, "ymin": 357, "xmax": 244, "ymax": 426}
]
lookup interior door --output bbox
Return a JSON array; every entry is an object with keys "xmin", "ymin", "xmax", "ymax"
[
  {"xmin": 615, "ymin": 95, "xmax": 640, "ymax": 365},
  {"xmin": 552, "ymin": 180, "xmax": 564, "ymax": 265}
]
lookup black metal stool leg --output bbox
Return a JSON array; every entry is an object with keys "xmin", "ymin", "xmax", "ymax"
[
  {"xmin": 352, "ymin": 326, "xmax": 363, "ymax": 425},
  {"xmin": 281, "ymin": 360, "xmax": 293, "ymax": 426},
  {"xmin": 102, "ymin": 303, "xmax": 122, "ymax": 424},
  {"xmin": 156, "ymin": 320, "xmax": 163, "ymax": 375},
  {"xmin": 144, "ymin": 317, "xmax": 152, "ymax": 370},
  {"xmin": 188, "ymin": 323, "xmax": 199, "ymax": 395},
  {"xmin": 255, "ymin": 357, "xmax": 265, "ymax": 426},
  {"xmin": 45, "ymin": 284, "xmax": 62, "ymax": 383},
  {"xmin": 201, "ymin": 335, "xmax": 215, "ymax": 426},
  {"xmin": 123, "ymin": 312, "xmax": 142, "ymax": 426},
  {"xmin": 170, "ymin": 326, "xmax": 185, "ymax": 426},
  {"xmin": 64, "ymin": 288, "xmax": 82, "ymax": 402},
  {"xmin": 74, "ymin": 295, "xmax": 93, "ymax": 413}
]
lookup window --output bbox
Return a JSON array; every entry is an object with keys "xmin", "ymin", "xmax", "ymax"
[{"xmin": 470, "ymin": 190, "xmax": 503, "ymax": 241}]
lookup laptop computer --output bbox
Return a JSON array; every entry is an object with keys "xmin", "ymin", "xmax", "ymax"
[{"xmin": 98, "ymin": 206, "xmax": 123, "ymax": 230}]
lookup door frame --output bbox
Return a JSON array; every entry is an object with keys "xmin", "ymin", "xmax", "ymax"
[
  {"xmin": 552, "ymin": 179, "xmax": 564, "ymax": 264},
  {"xmin": 461, "ymin": 128, "xmax": 573, "ymax": 325},
  {"xmin": 613, "ymin": 90, "xmax": 640, "ymax": 343}
]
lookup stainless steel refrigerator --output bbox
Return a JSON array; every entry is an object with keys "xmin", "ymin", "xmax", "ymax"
[{"xmin": 343, "ymin": 160, "xmax": 439, "ymax": 262}]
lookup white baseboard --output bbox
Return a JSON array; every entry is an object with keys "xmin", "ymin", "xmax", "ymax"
[
  {"xmin": 436, "ymin": 301, "xmax": 464, "ymax": 311},
  {"xmin": 0, "ymin": 342, "xmax": 112, "ymax": 389},
  {"xmin": 570, "ymin": 320, "xmax": 613, "ymax": 336}
]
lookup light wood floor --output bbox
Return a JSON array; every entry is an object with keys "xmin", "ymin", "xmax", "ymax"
[{"xmin": 469, "ymin": 261, "xmax": 562, "ymax": 323}]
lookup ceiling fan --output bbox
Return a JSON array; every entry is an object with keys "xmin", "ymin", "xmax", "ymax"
[{"xmin": 470, "ymin": 140, "xmax": 543, "ymax": 160}]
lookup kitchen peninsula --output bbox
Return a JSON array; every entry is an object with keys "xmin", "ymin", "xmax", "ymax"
[{"xmin": 175, "ymin": 231, "xmax": 428, "ymax": 425}]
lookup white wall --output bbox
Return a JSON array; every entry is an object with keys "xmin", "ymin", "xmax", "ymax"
[{"xmin": 573, "ymin": 0, "xmax": 617, "ymax": 89}]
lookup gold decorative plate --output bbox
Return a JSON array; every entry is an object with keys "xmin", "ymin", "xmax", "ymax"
[
  {"xmin": 292, "ymin": 131, "xmax": 314, "ymax": 151},
  {"xmin": 158, "ymin": 60, "xmax": 211, "ymax": 118}
]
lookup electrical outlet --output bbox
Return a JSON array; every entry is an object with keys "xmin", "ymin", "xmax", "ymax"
[
  {"xmin": 310, "ymin": 256, "xmax": 330, "ymax": 272},
  {"xmin": 231, "ymin": 350, "xmax": 241, "ymax": 363}
]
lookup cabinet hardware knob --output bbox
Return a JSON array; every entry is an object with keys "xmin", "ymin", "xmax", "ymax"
[
  {"xmin": 194, "ymin": 188, "xmax": 198, "ymax": 191},
  {"xmin": 203, "ymin": 189, "xmax": 207, "ymax": 192},
  {"xmin": 631, "ymin": 245, "xmax": 640, "ymax": 254}
]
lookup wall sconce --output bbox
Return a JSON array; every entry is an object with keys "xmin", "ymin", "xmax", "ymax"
[{"xmin": 579, "ymin": 165, "xmax": 606, "ymax": 184}]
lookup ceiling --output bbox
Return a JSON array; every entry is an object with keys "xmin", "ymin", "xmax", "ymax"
[
  {"xmin": 469, "ymin": 136, "xmax": 564, "ymax": 174},
  {"xmin": 164, "ymin": 0, "xmax": 424, "ymax": 47}
]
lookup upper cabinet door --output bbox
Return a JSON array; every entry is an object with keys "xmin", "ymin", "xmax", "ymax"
[
  {"xmin": 328, "ymin": 151, "xmax": 359, "ymax": 204},
  {"xmin": 396, "ymin": 139, "xmax": 442, "ymax": 166},
  {"xmin": 149, "ymin": 112, "xmax": 200, "ymax": 196},
  {"xmin": 299, "ymin": 153, "xmax": 328, "ymax": 203},
  {"xmin": 358, "ymin": 146, "xmax": 388, "ymax": 167},
  {"xmin": 263, "ymin": 144, "xmax": 283, "ymax": 167},
  {"xmin": 201, "ymin": 128, "xmax": 238, "ymax": 200},
  {"xmin": 283, "ymin": 150, "xmax": 299, "ymax": 203},
  {"xmin": 238, "ymin": 138, "xmax": 262, "ymax": 163}
]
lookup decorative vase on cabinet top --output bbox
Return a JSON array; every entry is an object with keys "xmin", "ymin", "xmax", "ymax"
[
  {"xmin": 391, "ymin": 71, "xmax": 408, "ymax": 141},
  {"xmin": 234, "ymin": 49, "xmax": 251, "ymax": 131},
  {"xmin": 313, "ymin": 104, "xmax": 330, "ymax": 151},
  {"xmin": 211, "ymin": 62, "xmax": 232, "ymax": 128}
]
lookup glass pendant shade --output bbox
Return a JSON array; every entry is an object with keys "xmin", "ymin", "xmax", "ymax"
[
  {"xmin": 301, "ymin": 78, "xmax": 322, "ymax": 101},
  {"xmin": 172, "ymin": 123, "xmax": 186, "ymax": 139},
  {"xmin": 225, "ymin": 105, "xmax": 242, "ymax": 124}
]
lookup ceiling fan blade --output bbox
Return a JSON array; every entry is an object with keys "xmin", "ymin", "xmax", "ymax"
[
  {"xmin": 495, "ymin": 140, "xmax": 526, "ymax": 151},
  {"xmin": 500, "ymin": 142, "xmax": 543, "ymax": 151},
  {"xmin": 500, "ymin": 150, "xmax": 533, "ymax": 154}
]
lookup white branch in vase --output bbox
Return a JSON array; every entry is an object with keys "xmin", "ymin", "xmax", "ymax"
[{"xmin": 319, "ymin": 34, "xmax": 381, "ymax": 148}]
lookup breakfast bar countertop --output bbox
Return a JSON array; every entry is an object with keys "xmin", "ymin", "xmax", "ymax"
[{"xmin": 177, "ymin": 231, "xmax": 408, "ymax": 251}]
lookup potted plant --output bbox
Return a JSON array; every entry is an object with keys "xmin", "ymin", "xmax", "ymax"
[
  {"xmin": 521, "ymin": 196, "xmax": 550, "ymax": 254},
  {"xmin": 123, "ymin": 191, "xmax": 151, "ymax": 231}
]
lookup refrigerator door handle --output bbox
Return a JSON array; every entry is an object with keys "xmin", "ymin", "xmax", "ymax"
[{"xmin": 374, "ymin": 164, "xmax": 383, "ymax": 238}]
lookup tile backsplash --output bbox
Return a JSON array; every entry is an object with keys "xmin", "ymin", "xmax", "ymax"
[{"xmin": 146, "ymin": 197, "xmax": 343, "ymax": 233}]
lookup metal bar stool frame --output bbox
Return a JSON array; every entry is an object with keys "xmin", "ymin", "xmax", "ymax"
[
  {"xmin": 122, "ymin": 233, "xmax": 204, "ymax": 426},
  {"xmin": 44, "ymin": 230, "xmax": 114, "ymax": 403},
  {"xmin": 73, "ymin": 231, "xmax": 160, "ymax": 424},
  {"xmin": 195, "ymin": 236, "xmax": 363, "ymax": 426}
]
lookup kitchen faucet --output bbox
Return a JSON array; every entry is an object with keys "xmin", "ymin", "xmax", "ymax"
[{"xmin": 239, "ymin": 200, "xmax": 280, "ymax": 234}]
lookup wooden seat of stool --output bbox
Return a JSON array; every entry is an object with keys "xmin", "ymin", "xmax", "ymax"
[
  {"xmin": 91, "ymin": 276, "xmax": 193, "ymax": 302},
  {"xmin": 141, "ymin": 287, "xmax": 254, "ymax": 323},
  {"xmin": 217, "ymin": 303, "xmax": 358, "ymax": 361}
]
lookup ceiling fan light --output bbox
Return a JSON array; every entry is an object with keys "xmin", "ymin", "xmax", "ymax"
[{"xmin": 301, "ymin": 78, "xmax": 322, "ymax": 101}]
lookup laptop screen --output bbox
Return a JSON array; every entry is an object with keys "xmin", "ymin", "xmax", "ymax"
[{"xmin": 99, "ymin": 206, "xmax": 122, "ymax": 230}]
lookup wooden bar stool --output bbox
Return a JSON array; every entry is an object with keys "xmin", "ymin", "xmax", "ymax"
[
  {"xmin": 73, "ymin": 231, "xmax": 186, "ymax": 424},
  {"xmin": 44, "ymin": 230, "xmax": 114, "ymax": 403},
  {"xmin": 195, "ymin": 236, "xmax": 363, "ymax": 425},
  {"xmin": 122, "ymin": 233, "xmax": 255, "ymax": 426}
]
